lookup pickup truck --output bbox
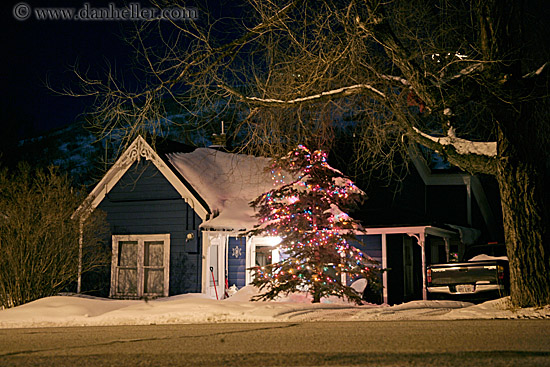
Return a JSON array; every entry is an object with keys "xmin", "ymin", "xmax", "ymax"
[{"xmin": 427, "ymin": 244, "xmax": 509, "ymax": 301}]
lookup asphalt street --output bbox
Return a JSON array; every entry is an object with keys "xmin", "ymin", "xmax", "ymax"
[{"xmin": 1, "ymin": 320, "xmax": 549, "ymax": 366}]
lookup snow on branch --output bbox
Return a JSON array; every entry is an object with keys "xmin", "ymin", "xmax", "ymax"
[
  {"xmin": 380, "ymin": 74, "xmax": 410, "ymax": 86},
  {"xmin": 220, "ymin": 84, "xmax": 385, "ymax": 106},
  {"xmin": 413, "ymin": 127, "xmax": 497, "ymax": 157},
  {"xmin": 523, "ymin": 62, "xmax": 549, "ymax": 79},
  {"xmin": 437, "ymin": 62, "xmax": 484, "ymax": 87}
]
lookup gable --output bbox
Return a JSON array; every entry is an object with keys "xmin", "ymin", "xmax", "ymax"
[
  {"xmin": 107, "ymin": 160, "xmax": 181, "ymax": 202},
  {"xmin": 74, "ymin": 136, "xmax": 210, "ymax": 221}
]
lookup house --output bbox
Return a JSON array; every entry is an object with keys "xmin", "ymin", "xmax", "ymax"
[{"xmin": 75, "ymin": 135, "xmax": 499, "ymax": 304}]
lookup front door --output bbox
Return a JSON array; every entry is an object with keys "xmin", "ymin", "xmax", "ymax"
[
  {"xmin": 227, "ymin": 237, "xmax": 246, "ymax": 289},
  {"xmin": 206, "ymin": 237, "xmax": 225, "ymax": 299}
]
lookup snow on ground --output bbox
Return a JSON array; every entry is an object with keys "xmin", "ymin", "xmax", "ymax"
[{"xmin": 1, "ymin": 286, "xmax": 548, "ymax": 329}]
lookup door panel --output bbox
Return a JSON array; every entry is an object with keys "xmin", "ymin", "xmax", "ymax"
[
  {"xmin": 117, "ymin": 268, "xmax": 137, "ymax": 294},
  {"xmin": 144, "ymin": 269, "xmax": 164, "ymax": 294},
  {"xmin": 118, "ymin": 241, "xmax": 138, "ymax": 266},
  {"xmin": 144, "ymin": 241, "xmax": 164, "ymax": 266},
  {"xmin": 228, "ymin": 237, "xmax": 246, "ymax": 288}
]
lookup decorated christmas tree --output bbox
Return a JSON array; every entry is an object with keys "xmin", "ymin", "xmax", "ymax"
[{"xmin": 247, "ymin": 145, "xmax": 380, "ymax": 304}]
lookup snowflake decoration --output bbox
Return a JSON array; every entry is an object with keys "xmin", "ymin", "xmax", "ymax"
[{"xmin": 232, "ymin": 246, "xmax": 243, "ymax": 258}]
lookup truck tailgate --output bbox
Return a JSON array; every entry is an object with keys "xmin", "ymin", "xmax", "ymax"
[{"xmin": 429, "ymin": 260, "xmax": 507, "ymax": 286}]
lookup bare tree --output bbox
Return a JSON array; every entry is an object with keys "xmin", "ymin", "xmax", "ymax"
[
  {"xmin": 73, "ymin": 0, "xmax": 549, "ymax": 307},
  {"xmin": 0, "ymin": 165, "xmax": 109, "ymax": 308}
]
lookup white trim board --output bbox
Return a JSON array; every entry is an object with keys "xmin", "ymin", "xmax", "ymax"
[
  {"xmin": 409, "ymin": 145, "xmax": 470, "ymax": 186},
  {"xmin": 361, "ymin": 225, "xmax": 456, "ymax": 238}
]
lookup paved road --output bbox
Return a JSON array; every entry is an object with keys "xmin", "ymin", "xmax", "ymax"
[{"xmin": 1, "ymin": 320, "xmax": 549, "ymax": 366}]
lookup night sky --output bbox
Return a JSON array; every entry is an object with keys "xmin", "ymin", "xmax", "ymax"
[
  {"xmin": 2, "ymin": 1, "xmax": 241, "ymax": 143},
  {"xmin": 3, "ymin": 1, "xmax": 137, "ymax": 139}
]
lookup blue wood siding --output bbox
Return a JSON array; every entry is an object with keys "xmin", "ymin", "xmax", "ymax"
[
  {"xmin": 98, "ymin": 160, "xmax": 203, "ymax": 294},
  {"xmin": 107, "ymin": 161, "xmax": 181, "ymax": 201},
  {"xmin": 227, "ymin": 237, "xmax": 246, "ymax": 288}
]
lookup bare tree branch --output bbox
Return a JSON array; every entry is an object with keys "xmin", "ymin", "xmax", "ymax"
[{"xmin": 220, "ymin": 83, "xmax": 386, "ymax": 106}]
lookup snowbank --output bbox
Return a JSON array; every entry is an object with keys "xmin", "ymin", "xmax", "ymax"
[{"xmin": 1, "ymin": 286, "xmax": 548, "ymax": 329}]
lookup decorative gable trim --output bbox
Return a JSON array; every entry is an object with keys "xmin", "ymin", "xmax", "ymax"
[{"xmin": 73, "ymin": 135, "xmax": 210, "ymax": 220}]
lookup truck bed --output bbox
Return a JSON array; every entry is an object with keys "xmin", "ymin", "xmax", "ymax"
[{"xmin": 427, "ymin": 259, "xmax": 509, "ymax": 300}]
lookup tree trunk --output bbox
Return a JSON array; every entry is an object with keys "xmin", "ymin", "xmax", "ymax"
[
  {"xmin": 496, "ymin": 134, "xmax": 550, "ymax": 307},
  {"xmin": 312, "ymin": 282, "xmax": 321, "ymax": 303}
]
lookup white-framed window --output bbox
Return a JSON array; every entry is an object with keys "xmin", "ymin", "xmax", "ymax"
[
  {"xmin": 110, "ymin": 234, "xmax": 170, "ymax": 298},
  {"xmin": 246, "ymin": 237, "xmax": 281, "ymax": 284}
]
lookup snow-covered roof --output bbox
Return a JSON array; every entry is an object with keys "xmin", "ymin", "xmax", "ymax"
[{"xmin": 168, "ymin": 148, "xmax": 281, "ymax": 231}]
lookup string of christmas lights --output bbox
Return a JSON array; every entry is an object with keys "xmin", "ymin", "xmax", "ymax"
[{"xmin": 247, "ymin": 145, "xmax": 380, "ymax": 304}]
